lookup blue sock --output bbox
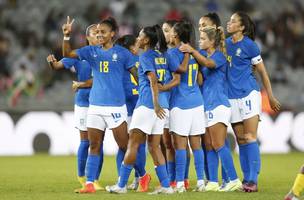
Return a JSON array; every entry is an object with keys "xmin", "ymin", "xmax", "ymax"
[
  {"xmin": 216, "ymin": 145, "xmax": 238, "ymax": 181},
  {"xmin": 246, "ymin": 141, "xmax": 261, "ymax": 184},
  {"xmin": 116, "ymin": 148, "xmax": 125, "ymax": 177},
  {"xmin": 193, "ymin": 149, "xmax": 204, "ymax": 180},
  {"xmin": 86, "ymin": 154, "xmax": 100, "ymax": 182},
  {"xmin": 175, "ymin": 149, "xmax": 186, "ymax": 182},
  {"xmin": 118, "ymin": 164, "xmax": 133, "ymax": 188},
  {"xmin": 202, "ymin": 144, "xmax": 209, "ymax": 180},
  {"xmin": 222, "ymin": 138, "xmax": 231, "ymax": 183},
  {"xmin": 155, "ymin": 164, "xmax": 170, "ymax": 188},
  {"xmin": 239, "ymin": 143, "xmax": 250, "ymax": 182},
  {"xmin": 167, "ymin": 161, "xmax": 176, "ymax": 182},
  {"xmin": 206, "ymin": 150, "xmax": 218, "ymax": 182},
  {"xmin": 95, "ymin": 144, "xmax": 104, "ymax": 180},
  {"xmin": 77, "ymin": 140, "xmax": 89, "ymax": 177},
  {"xmin": 134, "ymin": 143, "xmax": 146, "ymax": 177},
  {"xmin": 185, "ymin": 154, "xmax": 190, "ymax": 180}
]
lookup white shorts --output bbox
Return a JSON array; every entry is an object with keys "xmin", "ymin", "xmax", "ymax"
[
  {"xmin": 229, "ymin": 90, "xmax": 262, "ymax": 124},
  {"xmin": 169, "ymin": 105, "xmax": 205, "ymax": 136},
  {"xmin": 86, "ymin": 105, "xmax": 127, "ymax": 131},
  {"xmin": 74, "ymin": 105, "xmax": 88, "ymax": 131},
  {"xmin": 205, "ymin": 105, "xmax": 231, "ymax": 127},
  {"xmin": 164, "ymin": 113, "xmax": 170, "ymax": 129},
  {"xmin": 129, "ymin": 106, "xmax": 169, "ymax": 135}
]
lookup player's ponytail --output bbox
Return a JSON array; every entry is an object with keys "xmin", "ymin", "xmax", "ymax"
[
  {"xmin": 153, "ymin": 24, "xmax": 167, "ymax": 53},
  {"xmin": 173, "ymin": 21, "xmax": 196, "ymax": 47},
  {"xmin": 235, "ymin": 11, "xmax": 256, "ymax": 40},
  {"xmin": 143, "ymin": 24, "xmax": 168, "ymax": 53}
]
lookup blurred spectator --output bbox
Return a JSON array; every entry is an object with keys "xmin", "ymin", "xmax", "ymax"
[
  {"xmin": 165, "ymin": 6, "xmax": 183, "ymax": 21},
  {"xmin": 109, "ymin": 0, "xmax": 127, "ymax": 21},
  {"xmin": 205, "ymin": 0, "xmax": 219, "ymax": 12}
]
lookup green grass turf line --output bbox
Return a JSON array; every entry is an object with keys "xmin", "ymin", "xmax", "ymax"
[{"xmin": 0, "ymin": 153, "xmax": 302, "ymax": 200}]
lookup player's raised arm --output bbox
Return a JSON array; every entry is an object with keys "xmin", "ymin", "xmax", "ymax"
[
  {"xmin": 46, "ymin": 54, "xmax": 64, "ymax": 70},
  {"xmin": 62, "ymin": 16, "xmax": 78, "ymax": 58}
]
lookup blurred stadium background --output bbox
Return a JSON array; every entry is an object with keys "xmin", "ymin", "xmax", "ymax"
[{"xmin": 0, "ymin": 0, "xmax": 304, "ymax": 155}]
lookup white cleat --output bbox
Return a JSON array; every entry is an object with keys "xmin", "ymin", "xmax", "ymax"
[
  {"xmin": 127, "ymin": 179, "xmax": 139, "ymax": 190},
  {"xmin": 105, "ymin": 184, "xmax": 127, "ymax": 194},
  {"xmin": 193, "ymin": 183, "xmax": 206, "ymax": 192},
  {"xmin": 205, "ymin": 182, "xmax": 220, "ymax": 191},
  {"xmin": 219, "ymin": 179, "xmax": 242, "ymax": 192},
  {"xmin": 148, "ymin": 187, "xmax": 174, "ymax": 195},
  {"xmin": 175, "ymin": 185, "xmax": 186, "ymax": 193}
]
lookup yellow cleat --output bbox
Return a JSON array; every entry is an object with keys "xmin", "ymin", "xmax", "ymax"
[
  {"xmin": 205, "ymin": 182, "xmax": 219, "ymax": 191},
  {"xmin": 94, "ymin": 180, "xmax": 105, "ymax": 191},
  {"xmin": 77, "ymin": 176, "xmax": 86, "ymax": 187}
]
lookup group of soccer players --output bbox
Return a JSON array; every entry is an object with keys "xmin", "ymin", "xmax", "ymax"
[{"xmin": 46, "ymin": 11, "xmax": 281, "ymax": 195}]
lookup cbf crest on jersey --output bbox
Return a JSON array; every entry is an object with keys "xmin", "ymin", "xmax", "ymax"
[
  {"xmin": 112, "ymin": 53, "xmax": 118, "ymax": 61},
  {"xmin": 236, "ymin": 48, "xmax": 242, "ymax": 57}
]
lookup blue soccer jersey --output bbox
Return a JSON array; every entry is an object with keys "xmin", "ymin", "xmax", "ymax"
[
  {"xmin": 168, "ymin": 47, "xmax": 203, "ymax": 109},
  {"xmin": 136, "ymin": 49, "xmax": 178, "ymax": 109},
  {"xmin": 201, "ymin": 50, "xmax": 230, "ymax": 111},
  {"xmin": 61, "ymin": 58, "xmax": 91, "ymax": 107},
  {"xmin": 123, "ymin": 54, "xmax": 139, "ymax": 116},
  {"xmin": 76, "ymin": 45, "xmax": 136, "ymax": 106},
  {"xmin": 226, "ymin": 36, "xmax": 261, "ymax": 99}
]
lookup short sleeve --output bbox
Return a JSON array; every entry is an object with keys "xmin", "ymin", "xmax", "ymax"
[
  {"xmin": 123, "ymin": 49, "xmax": 136, "ymax": 70},
  {"xmin": 212, "ymin": 52, "xmax": 227, "ymax": 69},
  {"xmin": 199, "ymin": 49, "xmax": 207, "ymax": 57},
  {"xmin": 247, "ymin": 40, "xmax": 262, "ymax": 65},
  {"xmin": 61, "ymin": 58, "xmax": 77, "ymax": 69},
  {"xmin": 165, "ymin": 53, "xmax": 179, "ymax": 72},
  {"xmin": 140, "ymin": 55, "xmax": 155, "ymax": 74},
  {"xmin": 76, "ymin": 46, "xmax": 92, "ymax": 61}
]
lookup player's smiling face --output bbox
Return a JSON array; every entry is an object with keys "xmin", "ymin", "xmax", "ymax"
[
  {"xmin": 96, "ymin": 23, "xmax": 115, "ymax": 45},
  {"xmin": 136, "ymin": 29, "xmax": 148, "ymax": 49},
  {"xmin": 199, "ymin": 17, "xmax": 216, "ymax": 33},
  {"xmin": 87, "ymin": 26, "xmax": 99, "ymax": 45},
  {"xmin": 199, "ymin": 32, "xmax": 213, "ymax": 50},
  {"xmin": 227, "ymin": 13, "xmax": 243, "ymax": 34},
  {"xmin": 162, "ymin": 23, "xmax": 173, "ymax": 44}
]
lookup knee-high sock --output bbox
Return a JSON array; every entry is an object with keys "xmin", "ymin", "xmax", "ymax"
[
  {"xmin": 206, "ymin": 150, "xmax": 219, "ymax": 182},
  {"xmin": 77, "ymin": 140, "xmax": 89, "ymax": 177}
]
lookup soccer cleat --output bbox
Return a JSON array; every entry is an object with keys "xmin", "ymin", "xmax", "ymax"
[
  {"xmin": 77, "ymin": 176, "xmax": 86, "ymax": 187},
  {"xmin": 137, "ymin": 173, "xmax": 151, "ymax": 192},
  {"xmin": 105, "ymin": 184, "xmax": 127, "ymax": 194},
  {"xmin": 184, "ymin": 179, "xmax": 190, "ymax": 190},
  {"xmin": 127, "ymin": 178, "xmax": 139, "ymax": 190},
  {"xmin": 219, "ymin": 179, "xmax": 242, "ymax": 192},
  {"xmin": 284, "ymin": 191, "xmax": 299, "ymax": 200},
  {"xmin": 77, "ymin": 183, "xmax": 96, "ymax": 194},
  {"xmin": 192, "ymin": 184, "xmax": 206, "ymax": 192},
  {"xmin": 175, "ymin": 185, "xmax": 186, "ymax": 193},
  {"xmin": 243, "ymin": 181, "xmax": 258, "ymax": 192},
  {"xmin": 93, "ymin": 180, "xmax": 105, "ymax": 191},
  {"xmin": 219, "ymin": 181, "xmax": 228, "ymax": 190},
  {"xmin": 170, "ymin": 181, "xmax": 177, "ymax": 188},
  {"xmin": 205, "ymin": 182, "xmax": 219, "ymax": 191},
  {"xmin": 148, "ymin": 187, "xmax": 174, "ymax": 195}
]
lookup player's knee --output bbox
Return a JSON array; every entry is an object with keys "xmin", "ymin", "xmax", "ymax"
[
  {"xmin": 244, "ymin": 132, "xmax": 257, "ymax": 143},
  {"xmin": 89, "ymin": 141, "xmax": 101, "ymax": 153},
  {"xmin": 211, "ymin": 140, "xmax": 223, "ymax": 150},
  {"xmin": 204, "ymin": 140, "xmax": 213, "ymax": 151}
]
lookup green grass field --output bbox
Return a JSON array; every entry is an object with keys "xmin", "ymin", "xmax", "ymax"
[{"xmin": 0, "ymin": 153, "xmax": 302, "ymax": 200}]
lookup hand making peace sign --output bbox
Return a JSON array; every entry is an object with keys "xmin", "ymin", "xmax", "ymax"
[{"xmin": 62, "ymin": 16, "xmax": 75, "ymax": 36}]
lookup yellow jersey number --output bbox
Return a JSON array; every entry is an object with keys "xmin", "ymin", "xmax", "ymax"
[
  {"xmin": 188, "ymin": 63, "xmax": 198, "ymax": 86},
  {"xmin": 99, "ymin": 61, "xmax": 109, "ymax": 73}
]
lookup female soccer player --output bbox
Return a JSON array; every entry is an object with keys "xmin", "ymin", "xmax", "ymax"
[
  {"xmin": 198, "ymin": 12, "xmax": 231, "ymax": 190},
  {"xmin": 106, "ymin": 24, "xmax": 180, "ymax": 194},
  {"xmin": 61, "ymin": 16, "xmax": 138, "ymax": 193},
  {"xmin": 226, "ymin": 12, "xmax": 281, "ymax": 192},
  {"xmin": 168, "ymin": 21, "xmax": 206, "ymax": 193},
  {"xmin": 115, "ymin": 35, "xmax": 149, "ymax": 192},
  {"xmin": 46, "ymin": 24, "xmax": 104, "ymax": 192},
  {"xmin": 180, "ymin": 26, "xmax": 242, "ymax": 192}
]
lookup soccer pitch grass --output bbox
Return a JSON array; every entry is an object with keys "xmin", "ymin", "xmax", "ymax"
[{"xmin": 0, "ymin": 153, "xmax": 302, "ymax": 200}]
